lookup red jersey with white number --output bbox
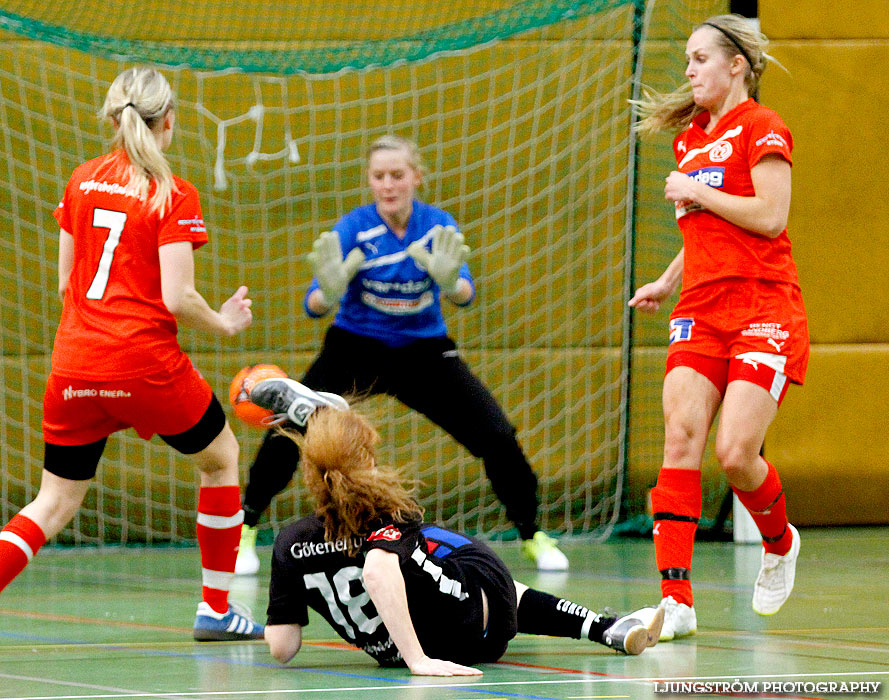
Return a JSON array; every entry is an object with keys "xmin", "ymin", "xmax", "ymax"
[
  {"xmin": 52, "ymin": 151, "xmax": 208, "ymax": 380},
  {"xmin": 673, "ymin": 99, "xmax": 798, "ymax": 293}
]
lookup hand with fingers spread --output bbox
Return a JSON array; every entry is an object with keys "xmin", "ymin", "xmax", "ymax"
[
  {"xmin": 407, "ymin": 654, "xmax": 483, "ymax": 677},
  {"xmin": 308, "ymin": 231, "xmax": 366, "ymax": 309},
  {"xmin": 219, "ymin": 285, "xmax": 253, "ymax": 335},
  {"xmin": 406, "ymin": 224, "xmax": 469, "ymax": 296}
]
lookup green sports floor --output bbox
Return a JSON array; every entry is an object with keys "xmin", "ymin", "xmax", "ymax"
[{"xmin": 1, "ymin": 528, "xmax": 887, "ymax": 700}]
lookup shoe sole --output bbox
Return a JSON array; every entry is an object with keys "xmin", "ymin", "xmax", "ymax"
[
  {"xmin": 194, "ymin": 628, "xmax": 265, "ymax": 642},
  {"xmin": 623, "ymin": 606, "xmax": 665, "ymax": 654}
]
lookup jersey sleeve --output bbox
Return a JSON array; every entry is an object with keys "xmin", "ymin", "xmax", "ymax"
[
  {"xmin": 53, "ymin": 177, "xmax": 75, "ymax": 233},
  {"xmin": 157, "ymin": 180, "xmax": 209, "ymax": 249},
  {"xmin": 266, "ymin": 527, "xmax": 311, "ymax": 627},
  {"xmin": 363, "ymin": 519, "xmax": 423, "ymax": 564},
  {"xmin": 747, "ymin": 111, "xmax": 793, "ymax": 169}
]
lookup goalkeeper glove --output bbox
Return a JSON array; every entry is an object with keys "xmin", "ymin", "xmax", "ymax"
[
  {"xmin": 406, "ymin": 225, "xmax": 470, "ymax": 296},
  {"xmin": 308, "ymin": 231, "xmax": 366, "ymax": 308}
]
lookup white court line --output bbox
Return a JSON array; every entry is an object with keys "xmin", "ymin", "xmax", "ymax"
[
  {"xmin": 0, "ymin": 673, "xmax": 200, "ymax": 700},
  {"xmin": 2, "ymin": 670, "xmax": 889, "ymax": 700}
]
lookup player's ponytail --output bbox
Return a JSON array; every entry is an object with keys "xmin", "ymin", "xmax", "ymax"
[
  {"xmin": 632, "ymin": 14, "xmax": 780, "ymax": 136},
  {"xmin": 101, "ymin": 67, "xmax": 177, "ymax": 216},
  {"xmin": 299, "ymin": 408, "xmax": 423, "ymax": 554}
]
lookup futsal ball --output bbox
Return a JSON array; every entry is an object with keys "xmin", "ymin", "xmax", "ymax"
[{"xmin": 229, "ymin": 364, "xmax": 288, "ymax": 428}]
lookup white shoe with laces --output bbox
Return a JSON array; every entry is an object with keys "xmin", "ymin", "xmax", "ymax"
[
  {"xmin": 628, "ymin": 595, "xmax": 696, "ymax": 641},
  {"xmin": 753, "ymin": 523, "xmax": 800, "ymax": 616}
]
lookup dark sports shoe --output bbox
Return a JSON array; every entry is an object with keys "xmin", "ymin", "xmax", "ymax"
[
  {"xmin": 193, "ymin": 602, "xmax": 265, "ymax": 642},
  {"xmin": 250, "ymin": 378, "xmax": 348, "ymax": 428},
  {"xmin": 601, "ymin": 605, "xmax": 664, "ymax": 655}
]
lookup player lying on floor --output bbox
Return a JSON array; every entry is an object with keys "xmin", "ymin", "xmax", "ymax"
[{"xmin": 243, "ymin": 377, "xmax": 664, "ymax": 676}]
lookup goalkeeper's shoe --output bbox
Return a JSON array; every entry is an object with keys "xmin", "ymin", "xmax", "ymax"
[
  {"xmin": 234, "ymin": 525, "xmax": 260, "ymax": 576},
  {"xmin": 193, "ymin": 602, "xmax": 264, "ymax": 641},
  {"xmin": 250, "ymin": 378, "xmax": 348, "ymax": 429},
  {"xmin": 521, "ymin": 531, "xmax": 569, "ymax": 571},
  {"xmin": 601, "ymin": 606, "xmax": 664, "ymax": 655}
]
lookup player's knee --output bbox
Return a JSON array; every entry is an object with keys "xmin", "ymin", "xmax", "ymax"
[
  {"xmin": 714, "ymin": 436, "xmax": 760, "ymax": 480},
  {"xmin": 663, "ymin": 421, "xmax": 703, "ymax": 466},
  {"xmin": 193, "ymin": 424, "xmax": 239, "ymax": 476}
]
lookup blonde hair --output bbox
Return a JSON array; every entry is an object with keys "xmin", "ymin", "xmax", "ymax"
[
  {"xmin": 297, "ymin": 408, "xmax": 424, "ymax": 555},
  {"xmin": 367, "ymin": 134, "xmax": 427, "ymax": 179},
  {"xmin": 100, "ymin": 67, "xmax": 177, "ymax": 216},
  {"xmin": 633, "ymin": 14, "xmax": 776, "ymax": 136}
]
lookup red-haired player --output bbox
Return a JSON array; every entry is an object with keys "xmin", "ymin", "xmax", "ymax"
[
  {"xmin": 628, "ymin": 14, "xmax": 807, "ymax": 638},
  {"xmin": 0, "ymin": 67, "xmax": 261, "ymax": 641}
]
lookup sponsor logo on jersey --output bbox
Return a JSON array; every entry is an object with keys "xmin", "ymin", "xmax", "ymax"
[
  {"xmin": 678, "ymin": 125, "xmax": 743, "ymax": 168},
  {"xmin": 290, "ymin": 536, "xmax": 365, "ymax": 559},
  {"xmin": 79, "ymin": 179, "xmax": 143, "ymax": 200},
  {"xmin": 177, "ymin": 217, "xmax": 206, "ymax": 233},
  {"xmin": 669, "ymin": 318, "xmax": 694, "ymax": 343},
  {"xmin": 755, "ymin": 130, "xmax": 787, "ymax": 149},
  {"xmin": 361, "ymin": 291, "xmax": 434, "ymax": 315},
  {"xmin": 709, "ymin": 140, "xmax": 733, "ymax": 162},
  {"xmin": 62, "ymin": 386, "xmax": 132, "ymax": 400},
  {"xmin": 677, "ymin": 140, "xmax": 686, "ymax": 153},
  {"xmin": 368, "ymin": 525, "xmax": 402, "ymax": 542},
  {"xmin": 686, "ymin": 166, "xmax": 725, "ymax": 188}
]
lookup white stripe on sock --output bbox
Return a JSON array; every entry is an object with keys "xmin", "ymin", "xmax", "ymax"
[
  {"xmin": 0, "ymin": 531, "xmax": 35, "ymax": 561},
  {"xmin": 196, "ymin": 510, "xmax": 244, "ymax": 529},
  {"xmin": 202, "ymin": 567, "xmax": 235, "ymax": 591},
  {"xmin": 581, "ymin": 612, "xmax": 596, "ymax": 639}
]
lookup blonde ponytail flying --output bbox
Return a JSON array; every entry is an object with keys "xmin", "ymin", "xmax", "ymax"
[{"xmin": 101, "ymin": 67, "xmax": 176, "ymax": 216}]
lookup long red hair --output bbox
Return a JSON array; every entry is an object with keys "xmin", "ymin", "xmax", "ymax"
[{"xmin": 296, "ymin": 408, "xmax": 423, "ymax": 554}]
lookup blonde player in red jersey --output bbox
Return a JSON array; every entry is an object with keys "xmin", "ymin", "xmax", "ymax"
[
  {"xmin": 0, "ymin": 67, "xmax": 263, "ymax": 641},
  {"xmin": 626, "ymin": 15, "xmax": 807, "ymax": 639}
]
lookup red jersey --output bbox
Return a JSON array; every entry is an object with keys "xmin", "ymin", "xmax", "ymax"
[
  {"xmin": 673, "ymin": 99, "xmax": 798, "ymax": 292},
  {"xmin": 52, "ymin": 151, "xmax": 208, "ymax": 380}
]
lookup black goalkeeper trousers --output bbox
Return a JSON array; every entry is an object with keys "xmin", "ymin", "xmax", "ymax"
[{"xmin": 242, "ymin": 326, "xmax": 540, "ymax": 538}]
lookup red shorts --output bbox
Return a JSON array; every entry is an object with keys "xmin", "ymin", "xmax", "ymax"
[
  {"xmin": 666, "ymin": 279, "xmax": 809, "ymax": 400},
  {"xmin": 43, "ymin": 355, "xmax": 214, "ymax": 445}
]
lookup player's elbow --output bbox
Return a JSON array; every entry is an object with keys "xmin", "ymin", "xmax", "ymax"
[
  {"xmin": 362, "ymin": 550, "xmax": 397, "ymax": 594},
  {"xmin": 762, "ymin": 215, "xmax": 787, "ymax": 238}
]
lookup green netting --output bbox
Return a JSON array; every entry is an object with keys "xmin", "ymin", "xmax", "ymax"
[{"xmin": 1, "ymin": 0, "xmax": 637, "ymax": 74}]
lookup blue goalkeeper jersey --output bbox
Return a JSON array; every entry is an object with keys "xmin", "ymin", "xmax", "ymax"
[{"xmin": 304, "ymin": 201, "xmax": 474, "ymax": 346}]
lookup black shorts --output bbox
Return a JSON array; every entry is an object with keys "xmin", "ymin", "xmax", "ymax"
[{"xmin": 44, "ymin": 394, "xmax": 226, "ymax": 480}]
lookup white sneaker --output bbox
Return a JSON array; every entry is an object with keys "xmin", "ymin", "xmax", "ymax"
[
  {"xmin": 753, "ymin": 523, "xmax": 800, "ymax": 616},
  {"xmin": 234, "ymin": 525, "xmax": 260, "ymax": 576},
  {"xmin": 629, "ymin": 596, "xmax": 696, "ymax": 641}
]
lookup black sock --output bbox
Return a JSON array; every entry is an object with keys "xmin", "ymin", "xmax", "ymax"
[{"xmin": 516, "ymin": 588, "xmax": 614, "ymax": 642}]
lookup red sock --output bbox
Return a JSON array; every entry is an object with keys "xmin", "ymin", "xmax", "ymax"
[
  {"xmin": 733, "ymin": 460, "xmax": 792, "ymax": 555},
  {"xmin": 196, "ymin": 486, "xmax": 242, "ymax": 614},
  {"xmin": 651, "ymin": 468, "xmax": 701, "ymax": 607},
  {"xmin": 0, "ymin": 514, "xmax": 47, "ymax": 594}
]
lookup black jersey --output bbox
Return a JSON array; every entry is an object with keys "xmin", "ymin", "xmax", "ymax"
[{"xmin": 267, "ymin": 514, "xmax": 517, "ymax": 666}]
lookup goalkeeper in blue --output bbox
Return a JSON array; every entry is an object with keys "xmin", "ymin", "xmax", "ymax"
[
  {"xmin": 236, "ymin": 135, "xmax": 568, "ymax": 574},
  {"xmin": 247, "ymin": 378, "xmax": 663, "ymax": 674}
]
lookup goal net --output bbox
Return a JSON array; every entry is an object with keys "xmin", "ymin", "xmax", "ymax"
[{"xmin": 0, "ymin": 0, "xmax": 641, "ymax": 545}]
